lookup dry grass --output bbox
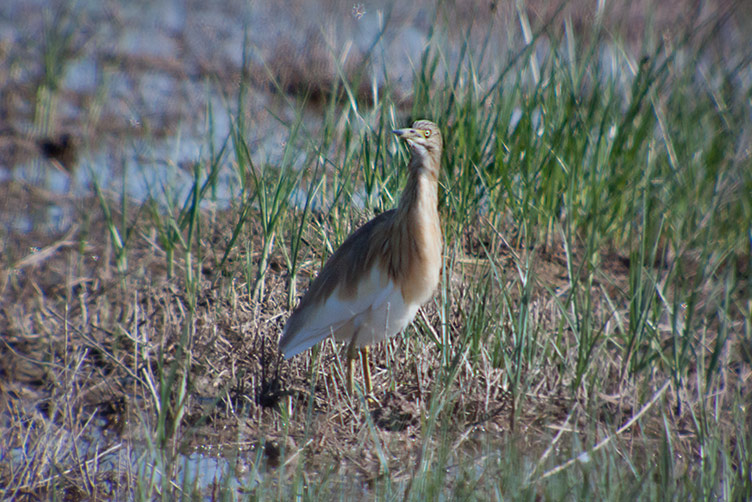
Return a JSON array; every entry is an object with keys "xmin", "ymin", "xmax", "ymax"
[{"xmin": 1, "ymin": 187, "xmax": 748, "ymax": 498}]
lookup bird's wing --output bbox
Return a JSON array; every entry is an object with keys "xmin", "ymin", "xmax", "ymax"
[{"xmin": 279, "ymin": 265, "xmax": 395, "ymax": 358}]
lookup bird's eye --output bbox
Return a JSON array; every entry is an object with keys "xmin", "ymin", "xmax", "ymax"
[{"xmin": 423, "ymin": 130, "xmax": 431, "ymax": 138}]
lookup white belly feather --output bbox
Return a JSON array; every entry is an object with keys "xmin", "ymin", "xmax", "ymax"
[
  {"xmin": 335, "ymin": 278, "xmax": 419, "ymax": 347},
  {"xmin": 280, "ymin": 265, "xmax": 421, "ymax": 357}
]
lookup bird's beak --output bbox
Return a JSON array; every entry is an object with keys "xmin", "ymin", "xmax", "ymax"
[{"xmin": 392, "ymin": 128, "xmax": 416, "ymax": 139}]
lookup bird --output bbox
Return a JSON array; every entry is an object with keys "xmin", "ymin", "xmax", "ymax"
[
  {"xmin": 38, "ymin": 133, "xmax": 78, "ymax": 173},
  {"xmin": 278, "ymin": 119, "xmax": 443, "ymax": 395}
]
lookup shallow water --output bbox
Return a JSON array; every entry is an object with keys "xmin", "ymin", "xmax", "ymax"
[{"xmin": 1, "ymin": 0, "xmax": 678, "ymax": 236}]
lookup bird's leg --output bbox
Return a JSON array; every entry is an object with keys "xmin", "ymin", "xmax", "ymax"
[{"xmin": 360, "ymin": 347, "xmax": 372, "ymax": 395}]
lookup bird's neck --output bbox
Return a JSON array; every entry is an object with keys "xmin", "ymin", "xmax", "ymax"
[
  {"xmin": 397, "ymin": 150, "xmax": 439, "ymax": 218},
  {"xmin": 386, "ymin": 146, "xmax": 442, "ymax": 302}
]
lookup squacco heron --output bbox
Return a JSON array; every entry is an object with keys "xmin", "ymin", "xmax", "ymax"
[{"xmin": 279, "ymin": 120, "xmax": 443, "ymax": 395}]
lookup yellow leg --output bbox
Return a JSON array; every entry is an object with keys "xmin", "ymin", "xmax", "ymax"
[{"xmin": 361, "ymin": 347, "xmax": 372, "ymax": 395}]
